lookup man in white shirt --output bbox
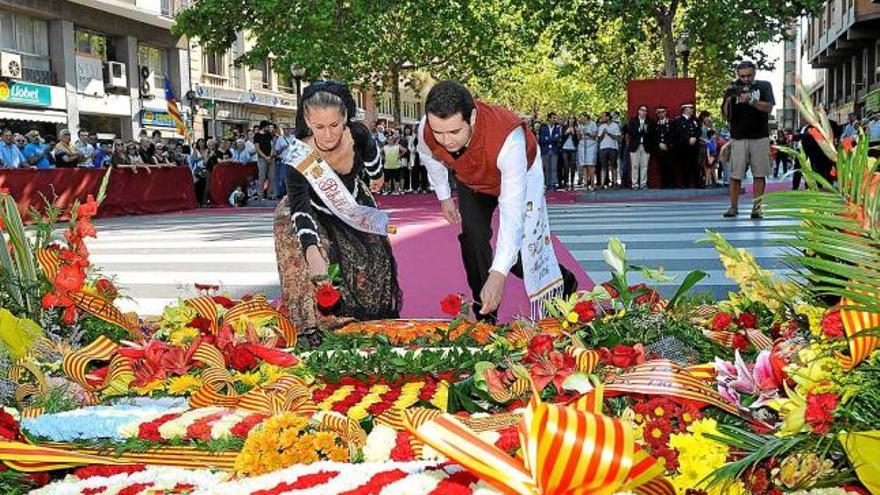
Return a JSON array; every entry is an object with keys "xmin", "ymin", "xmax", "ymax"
[
  {"xmin": 417, "ymin": 80, "xmax": 577, "ymax": 321},
  {"xmin": 74, "ymin": 129, "xmax": 95, "ymax": 168}
]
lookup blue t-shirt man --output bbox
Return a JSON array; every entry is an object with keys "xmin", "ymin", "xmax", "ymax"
[
  {"xmin": 0, "ymin": 140, "xmax": 26, "ymax": 168},
  {"xmin": 24, "ymin": 142, "xmax": 52, "ymax": 168}
]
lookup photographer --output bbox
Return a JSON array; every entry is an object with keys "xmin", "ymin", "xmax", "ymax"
[{"xmin": 721, "ymin": 60, "xmax": 775, "ymax": 219}]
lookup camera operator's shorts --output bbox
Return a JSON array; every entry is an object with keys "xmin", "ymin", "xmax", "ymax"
[{"xmin": 730, "ymin": 137, "xmax": 771, "ymax": 180}]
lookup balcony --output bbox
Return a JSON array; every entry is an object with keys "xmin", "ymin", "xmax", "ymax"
[
  {"xmin": 201, "ymin": 73, "xmax": 231, "ymax": 88},
  {"xmin": 807, "ymin": 1, "xmax": 880, "ymax": 68}
]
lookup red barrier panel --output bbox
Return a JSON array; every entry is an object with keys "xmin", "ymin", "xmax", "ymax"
[
  {"xmin": 0, "ymin": 166, "xmax": 197, "ymax": 220},
  {"xmin": 209, "ymin": 162, "xmax": 258, "ymax": 206}
]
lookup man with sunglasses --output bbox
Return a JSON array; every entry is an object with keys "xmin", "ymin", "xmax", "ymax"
[
  {"xmin": 721, "ymin": 60, "xmax": 775, "ymax": 219},
  {"xmin": 0, "ymin": 128, "xmax": 25, "ymax": 168}
]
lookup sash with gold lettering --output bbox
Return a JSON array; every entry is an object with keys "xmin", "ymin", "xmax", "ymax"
[
  {"xmin": 522, "ymin": 159, "xmax": 564, "ymax": 318},
  {"xmin": 283, "ymin": 137, "xmax": 393, "ymax": 236}
]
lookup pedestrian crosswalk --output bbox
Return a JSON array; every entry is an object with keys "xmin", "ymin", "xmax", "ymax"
[
  {"xmin": 87, "ymin": 197, "xmax": 793, "ymax": 316},
  {"xmin": 549, "ymin": 198, "xmax": 794, "ymax": 299}
]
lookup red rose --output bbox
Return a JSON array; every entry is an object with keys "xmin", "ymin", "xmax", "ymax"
[
  {"xmin": 96, "ymin": 278, "xmax": 117, "ymax": 299},
  {"xmin": 608, "ymin": 344, "xmax": 645, "ymax": 369},
  {"xmin": 573, "ymin": 301, "xmax": 597, "ymax": 322},
  {"xmin": 821, "ymin": 309, "xmax": 845, "ymax": 339},
  {"xmin": 805, "ymin": 392, "xmax": 838, "ymax": 434},
  {"xmin": 54, "ymin": 264, "xmax": 85, "ymax": 292},
  {"xmin": 712, "ymin": 312, "xmax": 734, "ymax": 332},
  {"xmin": 528, "ymin": 334, "xmax": 555, "ymax": 356},
  {"xmin": 440, "ymin": 293, "xmax": 463, "ymax": 317},
  {"xmin": 732, "ymin": 332, "xmax": 750, "ymax": 350},
  {"xmin": 316, "ymin": 283, "xmax": 341, "ymax": 311},
  {"xmin": 737, "ymin": 312, "xmax": 758, "ymax": 329}
]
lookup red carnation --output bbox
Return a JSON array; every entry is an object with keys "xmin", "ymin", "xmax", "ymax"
[
  {"xmin": 573, "ymin": 301, "xmax": 597, "ymax": 322},
  {"xmin": 188, "ymin": 316, "xmax": 213, "ymax": 333},
  {"xmin": 389, "ymin": 431, "xmax": 416, "ymax": 461},
  {"xmin": 227, "ymin": 347, "xmax": 259, "ymax": 371},
  {"xmin": 737, "ymin": 312, "xmax": 758, "ymax": 329},
  {"xmin": 316, "ymin": 283, "xmax": 341, "ymax": 311},
  {"xmin": 712, "ymin": 312, "xmax": 734, "ymax": 332},
  {"xmin": 805, "ymin": 392, "xmax": 838, "ymax": 434},
  {"xmin": 821, "ymin": 309, "xmax": 845, "ymax": 340},
  {"xmin": 495, "ymin": 426, "xmax": 520, "ymax": 453},
  {"xmin": 732, "ymin": 332, "xmax": 750, "ymax": 350},
  {"xmin": 440, "ymin": 293, "xmax": 463, "ymax": 317},
  {"xmin": 528, "ymin": 334, "xmax": 555, "ymax": 357}
]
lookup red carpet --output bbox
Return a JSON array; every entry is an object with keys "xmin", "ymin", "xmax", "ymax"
[{"xmin": 377, "ymin": 193, "xmax": 593, "ymax": 321}]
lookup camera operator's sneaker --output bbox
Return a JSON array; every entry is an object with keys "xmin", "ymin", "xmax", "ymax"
[{"xmin": 723, "ymin": 207, "xmax": 738, "ymax": 218}]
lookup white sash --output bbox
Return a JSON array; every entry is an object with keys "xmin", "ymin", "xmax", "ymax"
[
  {"xmin": 283, "ymin": 137, "xmax": 394, "ymax": 236},
  {"xmin": 521, "ymin": 161, "xmax": 564, "ymax": 318}
]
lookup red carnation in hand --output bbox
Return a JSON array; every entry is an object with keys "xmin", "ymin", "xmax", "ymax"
[
  {"xmin": 440, "ymin": 293, "xmax": 463, "ymax": 317},
  {"xmin": 821, "ymin": 309, "xmax": 845, "ymax": 340},
  {"xmin": 316, "ymin": 282, "xmax": 341, "ymax": 311},
  {"xmin": 737, "ymin": 312, "xmax": 758, "ymax": 329},
  {"xmin": 805, "ymin": 392, "xmax": 838, "ymax": 434},
  {"xmin": 712, "ymin": 312, "xmax": 734, "ymax": 332},
  {"xmin": 732, "ymin": 332, "xmax": 750, "ymax": 350}
]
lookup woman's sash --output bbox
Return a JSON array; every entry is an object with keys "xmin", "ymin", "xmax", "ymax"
[{"xmin": 283, "ymin": 137, "xmax": 393, "ymax": 236}]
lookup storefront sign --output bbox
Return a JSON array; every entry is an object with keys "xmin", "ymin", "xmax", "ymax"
[
  {"xmin": 193, "ymin": 83, "xmax": 297, "ymax": 108},
  {"xmin": 141, "ymin": 109, "xmax": 177, "ymax": 128},
  {"xmin": 0, "ymin": 81, "xmax": 52, "ymax": 107},
  {"xmin": 76, "ymin": 55, "xmax": 105, "ymax": 97},
  {"xmin": 865, "ymin": 89, "xmax": 880, "ymax": 115}
]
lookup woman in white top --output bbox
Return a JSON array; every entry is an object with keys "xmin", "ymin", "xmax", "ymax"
[{"xmin": 577, "ymin": 112, "xmax": 599, "ymax": 190}]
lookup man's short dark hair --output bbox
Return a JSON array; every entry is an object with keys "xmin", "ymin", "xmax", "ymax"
[
  {"xmin": 425, "ymin": 80, "xmax": 475, "ymax": 121},
  {"xmin": 736, "ymin": 60, "xmax": 756, "ymax": 71},
  {"xmin": 638, "ymin": 104, "xmax": 648, "ymax": 111}
]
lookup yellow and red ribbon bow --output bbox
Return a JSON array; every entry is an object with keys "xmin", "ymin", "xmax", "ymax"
[
  {"xmin": 404, "ymin": 384, "xmax": 674, "ymax": 495},
  {"xmin": 836, "ymin": 297, "xmax": 880, "ymax": 370}
]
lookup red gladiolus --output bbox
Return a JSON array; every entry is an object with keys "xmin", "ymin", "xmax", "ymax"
[
  {"xmin": 41, "ymin": 292, "xmax": 61, "ymax": 309},
  {"xmin": 737, "ymin": 312, "xmax": 757, "ymax": 329},
  {"xmin": 62, "ymin": 305, "xmax": 77, "ymax": 325},
  {"xmin": 440, "ymin": 293, "xmax": 463, "ymax": 316},
  {"xmin": 842, "ymin": 136, "xmax": 853, "ymax": 153},
  {"xmin": 77, "ymin": 195, "xmax": 99, "ymax": 218},
  {"xmin": 54, "ymin": 264, "xmax": 85, "ymax": 292},
  {"xmin": 805, "ymin": 392, "xmax": 838, "ymax": 434},
  {"xmin": 821, "ymin": 309, "xmax": 845, "ymax": 340},
  {"xmin": 316, "ymin": 283, "xmax": 341, "ymax": 310},
  {"xmin": 75, "ymin": 218, "xmax": 97, "ymax": 239},
  {"xmin": 712, "ymin": 312, "xmax": 734, "ymax": 332},
  {"xmin": 808, "ymin": 127, "xmax": 826, "ymax": 144}
]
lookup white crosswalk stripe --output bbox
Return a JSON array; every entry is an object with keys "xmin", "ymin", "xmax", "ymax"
[{"xmin": 85, "ymin": 198, "xmax": 793, "ymax": 315}]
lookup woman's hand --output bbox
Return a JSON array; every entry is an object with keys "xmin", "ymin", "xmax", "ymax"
[{"xmin": 305, "ymin": 246, "xmax": 328, "ymax": 280}]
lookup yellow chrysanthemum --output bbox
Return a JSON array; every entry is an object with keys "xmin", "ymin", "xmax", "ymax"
[
  {"xmin": 235, "ymin": 371, "xmax": 263, "ymax": 388},
  {"xmin": 430, "ymin": 381, "xmax": 449, "ymax": 410},
  {"xmin": 169, "ymin": 327, "xmax": 200, "ymax": 346},
  {"xmin": 166, "ymin": 374, "xmax": 202, "ymax": 395},
  {"xmin": 132, "ymin": 379, "xmax": 166, "ymax": 396}
]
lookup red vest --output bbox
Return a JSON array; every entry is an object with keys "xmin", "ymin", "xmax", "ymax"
[{"xmin": 423, "ymin": 101, "xmax": 537, "ymax": 197}]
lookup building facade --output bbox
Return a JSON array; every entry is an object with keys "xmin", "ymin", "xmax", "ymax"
[
  {"xmin": 0, "ymin": 0, "xmax": 190, "ymax": 141},
  {"xmin": 802, "ymin": 0, "xmax": 880, "ymax": 122}
]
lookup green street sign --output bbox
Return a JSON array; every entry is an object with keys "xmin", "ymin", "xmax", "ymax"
[
  {"xmin": 0, "ymin": 80, "xmax": 52, "ymax": 107},
  {"xmin": 865, "ymin": 88, "xmax": 880, "ymax": 115}
]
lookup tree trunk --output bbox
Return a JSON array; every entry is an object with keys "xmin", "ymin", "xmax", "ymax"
[
  {"xmin": 660, "ymin": 14, "xmax": 677, "ymax": 78},
  {"xmin": 390, "ymin": 63, "xmax": 402, "ymax": 127}
]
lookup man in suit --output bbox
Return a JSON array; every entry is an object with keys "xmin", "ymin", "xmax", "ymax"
[
  {"xmin": 653, "ymin": 106, "xmax": 674, "ymax": 188},
  {"xmin": 626, "ymin": 104, "xmax": 653, "ymax": 189},
  {"xmin": 538, "ymin": 113, "xmax": 562, "ymax": 190},
  {"xmin": 672, "ymin": 103, "xmax": 701, "ymax": 188}
]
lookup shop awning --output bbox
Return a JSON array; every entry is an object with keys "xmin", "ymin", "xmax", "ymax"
[{"xmin": 0, "ymin": 108, "xmax": 68, "ymax": 124}]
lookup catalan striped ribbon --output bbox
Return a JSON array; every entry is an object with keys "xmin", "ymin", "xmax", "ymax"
[
  {"xmin": 604, "ymin": 360, "xmax": 740, "ymax": 415},
  {"xmin": 836, "ymin": 297, "xmax": 880, "ymax": 371},
  {"xmin": 566, "ymin": 346, "xmax": 600, "ymax": 373},
  {"xmin": 8, "ymin": 359, "xmax": 47, "ymax": 407},
  {"xmin": 38, "ymin": 442, "xmax": 238, "ymax": 470},
  {"xmin": 67, "ymin": 291, "xmax": 142, "ymax": 340},
  {"xmin": 404, "ymin": 384, "xmax": 673, "ymax": 495},
  {"xmin": 487, "ymin": 377, "xmax": 531, "ymax": 403},
  {"xmin": 507, "ymin": 325, "xmax": 540, "ymax": 347},
  {"xmin": 35, "ymin": 248, "xmax": 60, "ymax": 279},
  {"xmin": 61, "ymin": 336, "xmax": 118, "ymax": 392},
  {"xmin": 184, "ymin": 296, "xmax": 219, "ymax": 333},
  {"xmin": 221, "ymin": 298, "xmax": 297, "ymax": 347},
  {"xmin": 0, "ymin": 441, "xmax": 132, "ymax": 472},
  {"xmin": 313, "ymin": 411, "xmax": 367, "ymax": 448}
]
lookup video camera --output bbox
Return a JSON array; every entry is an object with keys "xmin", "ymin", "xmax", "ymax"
[{"xmin": 727, "ymin": 79, "xmax": 752, "ymax": 98}]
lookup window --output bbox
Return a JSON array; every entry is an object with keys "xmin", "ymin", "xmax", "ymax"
[
  {"xmin": 251, "ymin": 59, "xmax": 270, "ymax": 90},
  {"xmin": 277, "ymin": 71, "xmax": 294, "ymax": 93},
  {"xmin": 352, "ymin": 89, "xmax": 364, "ymax": 110},
  {"xmin": 138, "ymin": 44, "xmax": 167, "ymax": 93},
  {"xmin": 377, "ymin": 93, "xmax": 393, "ymax": 116},
  {"xmin": 0, "ymin": 11, "xmax": 51, "ymax": 83},
  {"xmin": 203, "ymin": 51, "xmax": 226, "ymax": 76},
  {"xmin": 75, "ymin": 29, "xmax": 107, "ymax": 60}
]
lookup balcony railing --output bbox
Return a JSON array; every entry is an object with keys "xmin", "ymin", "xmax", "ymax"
[{"xmin": 201, "ymin": 73, "xmax": 230, "ymax": 88}]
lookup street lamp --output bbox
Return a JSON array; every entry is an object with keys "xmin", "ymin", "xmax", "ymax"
[
  {"xmin": 292, "ymin": 67, "xmax": 305, "ymax": 106},
  {"xmin": 676, "ymin": 35, "xmax": 690, "ymax": 78}
]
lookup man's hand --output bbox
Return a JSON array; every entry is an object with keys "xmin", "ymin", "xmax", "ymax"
[
  {"xmin": 737, "ymin": 93, "xmax": 750, "ymax": 104},
  {"xmin": 370, "ymin": 177, "xmax": 384, "ymax": 193},
  {"xmin": 659, "ymin": 143, "xmax": 668, "ymax": 151},
  {"xmin": 440, "ymin": 198, "xmax": 461, "ymax": 224},
  {"xmin": 479, "ymin": 270, "xmax": 506, "ymax": 315}
]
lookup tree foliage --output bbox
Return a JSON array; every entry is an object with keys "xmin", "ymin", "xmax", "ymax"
[{"xmin": 173, "ymin": 0, "xmax": 541, "ymax": 123}]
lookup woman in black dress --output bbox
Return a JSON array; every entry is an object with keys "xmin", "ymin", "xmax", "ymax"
[{"xmin": 274, "ymin": 82, "xmax": 402, "ymax": 343}]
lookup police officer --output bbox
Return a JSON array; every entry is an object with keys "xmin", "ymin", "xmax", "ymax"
[
  {"xmin": 653, "ymin": 106, "xmax": 673, "ymax": 188},
  {"xmin": 672, "ymin": 102, "xmax": 701, "ymax": 188}
]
